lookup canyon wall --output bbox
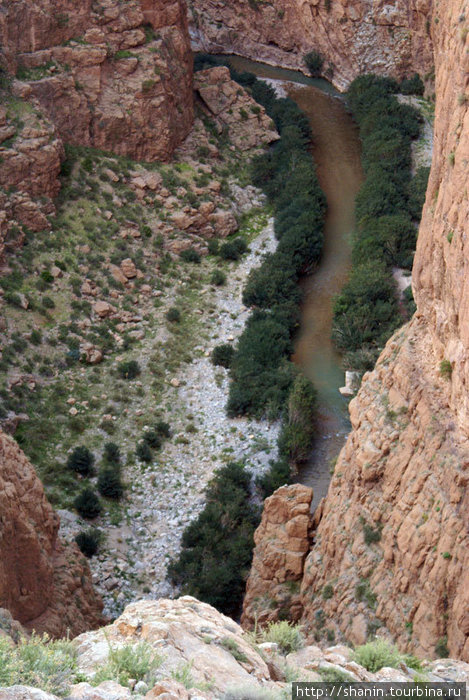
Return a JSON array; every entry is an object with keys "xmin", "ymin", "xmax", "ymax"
[
  {"xmin": 0, "ymin": 0, "xmax": 193, "ymax": 161},
  {"xmin": 243, "ymin": 0, "xmax": 469, "ymax": 662},
  {"xmin": 0, "ymin": 430, "xmax": 104, "ymax": 637},
  {"xmin": 189, "ymin": 0, "xmax": 434, "ymax": 90}
]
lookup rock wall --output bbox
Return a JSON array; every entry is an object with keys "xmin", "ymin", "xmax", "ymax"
[
  {"xmin": 0, "ymin": 0, "xmax": 194, "ymax": 161},
  {"xmin": 189, "ymin": 0, "xmax": 434, "ymax": 90},
  {"xmin": 0, "ymin": 430, "xmax": 103, "ymax": 637},
  {"xmin": 243, "ymin": 0, "xmax": 469, "ymax": 663}
]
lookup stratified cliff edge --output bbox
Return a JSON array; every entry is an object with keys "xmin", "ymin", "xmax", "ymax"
[
  {"xmin": 243, "ymin": 1, "xmax": 469, "ymax": 662},
  {"xmin": 0, "ymin": 0, "xmax": 193, "ymax": 161},
  {"xmin": 189, "ymin": 0, "xmax": 433, "ymax": 90},
  {"xmin": 0, "ymin": 430, "xmax": 104, "ymax": 637}
]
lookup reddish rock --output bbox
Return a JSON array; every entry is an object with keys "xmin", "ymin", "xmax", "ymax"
[
  {"xmin": 120, "ymin": 258, "xmax": 138, "ymax": 279},
  {"xmin": 0, "ymin": 431, "xmax": 103, "ymax": 637}
]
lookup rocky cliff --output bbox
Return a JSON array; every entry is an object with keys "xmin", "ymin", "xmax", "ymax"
[
  {"xmin": 189, "ymin": 0, "xmax": 433, "ymax": 90},
  {"xmin": 0, "ymin": 430, "xmax": 103, "ymax": 637},
  {"xmin": 0, "ymin": 0, "xmax": 193, "ymax": 161},
  {"xmin": 243, "ymin": 0, "xmax": 469, "ymax": 663}
]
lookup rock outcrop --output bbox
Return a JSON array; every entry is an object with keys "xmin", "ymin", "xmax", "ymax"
[
  {"xmin": 0, "ymin": 430, "xmax": 103, "ymax": 637},
  {"xmin": 190, "ymin": 0, "xmax": 434, "ymax": 90},
  {"xmin": 242, "ymin": 0, "xmax": 469, "ymax": 664},
  {"xmin": 0, "ymin": 0, "xmax": 193, "ymax": 161},
  {"xmin": 242, "ymin": 484, "xmax": 313, "ymax": 628}
]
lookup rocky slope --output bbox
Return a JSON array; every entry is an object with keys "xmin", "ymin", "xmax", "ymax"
[
  {"xmin": 0, "ymin": 431, "xmax": 103, "ymax": 637},
  {"xmin": 2, "ymin": 597, "xmax": 469, "ymax": 700},
  {"xmin": 0, "ymin": 0, "xmax": 193, "ymax": 161},
  {"xmin": 243, "ymin": 0, "xmax": 469, "ymax": 664},
  {"xmin": 189, "ymin": 0, "xmax": 434, "ymax": 90}
]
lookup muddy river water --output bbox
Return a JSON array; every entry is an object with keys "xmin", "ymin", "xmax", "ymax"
[{"xmin": 217, "ymin": 56, "xmax": 364, "ymax": 509}]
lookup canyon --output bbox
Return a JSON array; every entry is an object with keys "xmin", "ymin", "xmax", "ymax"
[{"xmin": 0, "ymin": 0, "xmax": 468, "ymax": 686}]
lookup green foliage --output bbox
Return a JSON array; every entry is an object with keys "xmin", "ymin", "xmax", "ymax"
[
  {"xmin": 97, "ymin": 466, "xmax": 124, "ymax": 499},
  {"xmin": 400, "ymin": 73, "xmax": 425, "ymax": 96},
  {"xmin": 439, "ymin": 359, "xmax": 452, "ymax": 379},
  {"xmin": 256, "ymin": 457, "xmax": 291, "ymax": 498},
  {"xmin": 75, "ymin": 528, "xmax": 101, "ymax": 557},
  {"xmin": 355, "ymin": 579, "xmax": 377, "ymax": 609},
  {"xmin": 143, "ymin": 429, "xmax": 161, "ymax": 449},
  {"xmin": 155, "ymin": 420, "xmax": 171, "ymax": 438},
  {"xmin": 277, "ymin": 374, "xmax": 317, "ymax": 465},
  {"xmin": 67, "ymin": 446, "xmax": 95, "ymax": 476},
  {"xmin": 136, "ymin": 441, "xmax": 153, "ymax": 463},
  {"xmin": 180, "ymin": 248, "xmax": 201, "ymax": 264},
  {"xmin": 212, "ymin": 343, "xmax": 235, "ymax": 368},
  {"xmin": 117, "ymin": 360, "xmax": 140, "ymax": 380},
  {"xmin": 210, "ymin": 269, "xmax": 226, "ymax": 286},
  {"xmin": 220, "ymin": 637, "xmax": 249, "ymax": 663},
  {"xmin": 104, "ymin": 441, "xmax": 121, "ymax": 465},
  {"xmin": 74, "ymin": 487, "xmax": 102, "ymax": 519},
  {"xmin": 93, "ymin": 641, "xmax": 162, "ymax": 687},
  {"xmin": 219, "ymin": 238, "xmax": 247, "ymax": 261},
  {"xmin": 361, "ymin": 517, "xmax": 382, "ymax": 545},
  {"xmin": 0, "ymin": 635, "xmax": 80, "ymax": 697},
  {"xmin": 322, "ymin": 584, "xmax": 334, "ymax": 600},
  {"xmin": 304, "ymin": 50, "xmax": 324, "ymax": 77},
  {"xmin": 260, "ymin": 621, "xmax": 304, "ymax": 655},
  {"xmin": 333, "ymin": 74, "xmax": 426, "ymax": 361},
  {"xmin": 353, "ymin": 639, "xmax": 402, "ymax": 672},
  {"xmin": 435, "ymin": 636, "xmax": 449, "ymax": 658},
  {"xmin": 319, "ymin": 668, "xmax": 354, "ymax": 682},
  {"xmin": 168, "ymin": 463, "xmax": 260, "ymax": 616},
  {"xmin": 166, "ymin": 306, "xmax": 181, "ymax": 323}
]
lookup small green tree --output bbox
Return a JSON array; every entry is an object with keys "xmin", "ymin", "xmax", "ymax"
[
  {"xmin": 74, "ymin": 487, "xmax": 102, "ymax": 519},
  {"xmin": 212, "ymin": 344, "xmax": 235, "ymax": 368},
  {"xmin": 98, "ymin": 466, "xmax": 124, "ymax": 499},
  {"xmin": 304, "ymin": 50, "xmax": 324, "ymax": 77},
  {"xmin": 117, "ymin": 360, "xmax": 140, "ymax": 380},
  {"xmin": 75, "ymin": 528, "xmax": 101, "ymax": 557},
  {"xmin": 67, "ymin": 446, "xmax": 95, "ymax": 476}
]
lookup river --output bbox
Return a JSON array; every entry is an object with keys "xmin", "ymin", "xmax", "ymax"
[{"xmin": 215, "ymin": 55, "xmax": 363, "ymax": 510}]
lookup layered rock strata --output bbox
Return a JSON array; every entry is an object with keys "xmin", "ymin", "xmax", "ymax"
[
  {"xmin": 189, "ymin": 0, "xmax": 434, "ymax": 90},
  {"xmin": 0, "ymin": 0, "xmax": 194, "ymax": 161}
]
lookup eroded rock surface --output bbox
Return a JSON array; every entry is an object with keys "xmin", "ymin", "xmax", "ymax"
[{"xmin": 0, "ymin": 430, "xmax": 103, "ymax": 637}]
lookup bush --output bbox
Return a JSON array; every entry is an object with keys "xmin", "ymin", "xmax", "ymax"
[
  {"xmin": 260, "ymin": 621, "xmax": 304, "ymax": 655},
  {"xmin": 180, "ymin": 248, "xmax": 201, "ymax": 264},
  {"xmin": 219, "ymin": 241, "xmax": 242, "ymax": 261},
  {"xmin": 435, "ymin": 636, "xmax": 449, "ymax": 658},
  {"xmin": 67, "ymin": 446, "xmax": 95, "ymax": 476},
  {"xmin": 74, "ymin": 487, "xmax": 102, "ymax": 519},
  {"xmin": 168, "ymin": 463, "xmax": 260, "ymax": 616},
  {"xmin": 155, "ymin": 420, "xmax": 171, "ymax": 438},
  {"xmin": 256, "ymin": 457, "xmax": 291, "ymax": 498},
  {"xmin": 104, "ymin": 441, "xmax": 121, "ymax": 465},
  {"xmin": 207, "ymin": 239, "xmax": 220, "ymax": 255},
  {"xmin": 143, "ymin": 429, "xmax": 161, "ymax": 449},
  {"xmin": 166, "ymin": 307, "xmax": 181, "ymax": 323},
  {"xmin": 136, "ymin": 441, "xmax": 152, "ymax": 463},
  {"xmin": 93, "ymin": 642, "xmax": 162, "ymax": 687},
  {"xmin": 210, "ymin": 269, "xmax": 226, "ymax": 286},
  {"xmin": 97, "ymin": 466, "xmax": 124, "ymax": 499},
  {"xmin": 400, "ymin": 73, "xmax": 425, "ymax": 96},
  {"xmin": 212, "ymin": 343, "xmax": 235, "ymax": 368},
  {"xmin": 75, "ymin": 528, "xmax": 101, "ymax": 557},
  {"xmin": 278, "ymin": 374, "xmax": 317, "ymax": 465},
  {"xmin": 304, "ymin": 50, "xmax": 324, "ymax": 77},
  {"xmin": 117, "ymin": 360, "xmax": 141, "ymax": 380},
  {"xmin": 353, "ymin": 639, "xmax": 401, "ymax": 672}
]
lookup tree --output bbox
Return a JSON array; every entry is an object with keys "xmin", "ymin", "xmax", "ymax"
[{"xmin": 67, "ymin": 446, "xmax": 95, "ymax": 476}]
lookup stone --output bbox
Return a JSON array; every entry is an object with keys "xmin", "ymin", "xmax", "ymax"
[
  {"xmin": 120, "ymin": 259, "xmax": 137, "ymax": 279},
  {"xmin": 93, "ymin": 301, "xmax": 114, "ymax": 319}
]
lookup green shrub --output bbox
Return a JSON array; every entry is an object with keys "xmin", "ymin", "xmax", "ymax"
[
  {"xmin": 304, "ymin": 50, "xmax": 324, "ymax": 77},
  {"xmin": 136, "ymin": 441, "xmax": 152, "ymax": 463},
  {"xmin": 277, "ymin": 374, "xmax": 317, "ymax": 465},
  {"xmin": 117, "ymin": 360, "xmax": 141, "ymax": 380},
  {"xmin": 210, "ymin": 269, "xmax": 226, "ymax": 286},
  {"xmin": 322, "ymin": 584, "xmax": 334, "ymax": 600},
  {"xmin": 353, "ymin": 639, "xmax": 401, "ymax": 672},
  {"xmin": 435, "ymin": 636, "xmax": 449, "ymax": 658},
  {"xmin": 104, "ymin": 441, "xmax": 121, "ymax": 465},
  {"xmin": 212, "ymin": 343, "xmax": 235, "ymax": 368},
  {"xmin": 260, "ymin": 620, "xmax": 304, "ymax": 655},
  {"xmin": 93, "ymin": 641, "xmax": 162, "ymax": 687},
  {"xmin": 400, "ymin": 73, "xmax": 425, "ymax": 96},
  {"xmin": 220, "ymin": 241, "xmax": 242, "ymax": 261},
  {"xmin": 75, "ymin": 528, "xmax": 101, "ymax": 557},
  {"xmin": 220, "ymin": 637, "xmax": 249, "ymax": 663},
  {"xmin": 180, "ymin": 248, "xmax": 201, "ymax": 264},
  {"xmin": 166, "ymin": 307, "xmax": 181, "ymax": 323},
  {"xmin": 439, "ymin": 359, "xmax": 452, "ymax": 379},
  {"xmin": 256, "ymin": 457, "xmax": 291, "ymax": 498},
  {"xmin": 97, "ymin": 466, "xmax": 124, "ymax": 499},
  {"xmin": 361, "ymin": 518, "xmax": 382, "ymax": 545},
  {"xmin": 168, "ymin": 463, "xmax": 260, "ymax": 616},
  {"xmin": 155, "ymin": 420, "xmax": 171, "ymax": 438},
  {"xmin": 319, "ymin": 668, "xmax": 354, "ymax": 682},
  {"xmin": 67, "ymin": 446, "xmax": 95, "ymax": 476},
  {"xmin": 207, "ymin": 239, "xmax": 220, "ymax": 255},
  {"xmin": 143, "ymin": 429, "xmax": 161, "ymax": 449},
  {"xmin": 74, "ymin": 487, "xmax": 102, "ymax": 519}
]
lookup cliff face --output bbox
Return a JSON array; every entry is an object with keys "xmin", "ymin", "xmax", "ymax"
[
  {"xmin": 0, "ymin": 430, "xmax": 103, "ymax": 637},
  {"xmin": 0, "ymin": 0, "xmax": 193, "ymax": 161},
  {"xmin": 243, "ymin": 1, "xmax": 469, "ymax": 662},
  {"xmin": 189, "ymin": 0, "xmax": 433, "ymax": 90}
]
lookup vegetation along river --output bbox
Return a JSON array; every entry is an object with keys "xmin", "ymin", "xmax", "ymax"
[{"xmin": 217, "ymin": 56, "xmax": 364, "ymax": 508}]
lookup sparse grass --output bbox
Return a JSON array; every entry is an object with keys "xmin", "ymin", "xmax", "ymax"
[
  {"xmin": 259, "ymin": 621, "xmax": 304, "ymax": 655},
  {"xmin": 92, "ymin": 640, "xmax": 163, "ymax": 686}
]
